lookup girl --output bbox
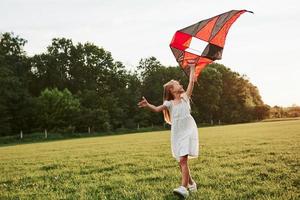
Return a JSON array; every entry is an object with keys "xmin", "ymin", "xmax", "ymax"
[{"xmin": 138, "ymin": 63, "xmax": 199, "ymax": 198}]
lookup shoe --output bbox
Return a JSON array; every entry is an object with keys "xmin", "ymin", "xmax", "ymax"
[
  {"xmin": 187, "ymin": 181, "xmax": 197, "ymax": 192},
  {"xmin": 173, "ymin": 186, "xmax": 189, "ymax": 198}
]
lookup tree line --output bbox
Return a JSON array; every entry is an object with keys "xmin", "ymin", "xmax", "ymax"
[{"xmin": 0, "ymin": 32, "xmax": 275, "ymax": 136}]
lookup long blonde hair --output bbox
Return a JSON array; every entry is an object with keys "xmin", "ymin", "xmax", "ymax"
[{"xmin": 163, "ymin": 80, "xmax": 175, "ymax": 125}]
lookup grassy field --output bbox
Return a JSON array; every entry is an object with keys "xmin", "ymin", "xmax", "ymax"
[{"xmin": 0, "ymin": 120, "xmax": 299, "ymax": 199}]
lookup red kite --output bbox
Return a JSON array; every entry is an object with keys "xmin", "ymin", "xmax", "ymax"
[{"xmin": 170, "ymin": 10, "xmax": 253, "ymax": 78}]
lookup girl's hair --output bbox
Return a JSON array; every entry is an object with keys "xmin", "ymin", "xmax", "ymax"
[{"xmin": 162, "ymin": 80, "xmax": 175, "ymax": 125}]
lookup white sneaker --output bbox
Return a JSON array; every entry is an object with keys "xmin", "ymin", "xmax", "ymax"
[
  {"xmin": 187, "ymin": 181, "xmax": 197, "ymax": 192},
  {"xmin": 173, "ymin": 186, "xmax": 189, "ymax": 198}
]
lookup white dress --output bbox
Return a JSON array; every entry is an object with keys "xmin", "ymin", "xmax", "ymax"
[{"xmin": 163, "ymin": 93, "xmax": 199, "ymax": 162}]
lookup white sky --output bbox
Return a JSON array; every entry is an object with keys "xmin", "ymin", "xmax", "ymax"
[{"xmin": 1, "ymin": 0, "xmax": 300, "ymax": 106}]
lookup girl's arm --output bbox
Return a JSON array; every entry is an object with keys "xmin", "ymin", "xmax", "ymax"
[
  {"xmin": 186, "ymin": 64, "xmax": 196, "ymax": 98},
  {"xmin": 138, "ymin": 96, "xmax": 166, "ymax": 112}
]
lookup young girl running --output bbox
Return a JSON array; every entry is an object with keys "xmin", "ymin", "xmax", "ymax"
[{"xmin": 138, "ymin": 63, "xmax": 199, "ymax": 198}]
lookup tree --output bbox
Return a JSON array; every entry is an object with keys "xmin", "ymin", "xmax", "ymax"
[
  {"xmin": 37, "ymin": 88, "xmax": 80, "ymax": 133},
  {"xmin": 212, "ymin": 63, "xmax": 265, "ymax": 123},
  {"xmin": 192, "ymin": 65, "xmax": 223, "ymax": 123},
  {"xmin": 0, "ymin": 32, "xmax": 270, "ymax": 136},
  {"xmin": 30, "ymin": 38, "xmax": 130, "ymax": 131},
  {"xmin": 0, "ymin": 32, "xmax": 33, "ymax": 136},
  {"xmin": 253, "ymin": 105, "xmax": 270, "ymax": 120}
]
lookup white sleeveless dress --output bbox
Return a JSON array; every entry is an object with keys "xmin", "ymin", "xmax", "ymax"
[{"xmin": 163, "ymin": 93, "xmax": 199, "ymax": 162}]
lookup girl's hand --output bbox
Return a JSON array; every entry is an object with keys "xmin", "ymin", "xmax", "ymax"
[
  {"xmin": 187, "ymin": 60, "xmax": 197, "ymax": 81},
  {"xmin": 187, "ymin": 59, "xmax": 196, "ymax": 67},
  {"xmin": 138, "ymin": 96, "xmax": 149, "ymax": 108}
]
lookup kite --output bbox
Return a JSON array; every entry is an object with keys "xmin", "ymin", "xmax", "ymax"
[{"xmin": 170, "ymin": 9, "xmax": 253, "ymax": 78}]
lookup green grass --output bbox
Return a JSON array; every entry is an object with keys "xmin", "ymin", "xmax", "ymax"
[{"xmin": 0, "ymin": 120, "xmax": 299, "ymax": 199}]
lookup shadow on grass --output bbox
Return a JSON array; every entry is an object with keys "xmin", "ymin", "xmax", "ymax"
[
  {"xmin": 0, "ymin": 126, "xmax": 169, "ymax": 148},
  {"xmin": 164, "ymin": 193, "xmax": 184, "ymax": 200}
]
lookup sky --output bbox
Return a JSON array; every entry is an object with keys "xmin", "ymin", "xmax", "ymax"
[{"xmin": 1, "ymin": 0, "xmax": 300, "ymax": 106}]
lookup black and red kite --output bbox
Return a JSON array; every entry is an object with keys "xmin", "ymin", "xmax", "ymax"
[{"xmin": 170, "ymin": 9, "xmax": 253, "ymax": 78}]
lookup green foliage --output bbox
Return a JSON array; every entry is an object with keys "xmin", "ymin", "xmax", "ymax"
[
  {"xmin": 0, "ymin": 32, "xmax": 33, "ymax": 135},
  {"xmin": 0, "ymin": 32, "xmax": 273, "ymax": 136},
  {"xmin": 37, "ymin": 88, "xmax": 80, "ymax": 133},
  {"xmin": 208, "ymin": 63, "xmax": 266, "ymax": 123},
  {"xmin": 193, "ymin": 65, "xmax": 223, "ymax": 123}
]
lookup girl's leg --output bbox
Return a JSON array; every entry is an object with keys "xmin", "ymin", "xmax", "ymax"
[
  {"xmin": 178, "ymin": 161, "xmax": 194, "ymax": 185},
  {"xmin": 179, "ymin": 155, "xmax": 190, "ymax": 187},
  {"xmin": 187, "ymin": 166, "xmax": 194, "ymax": 185}
]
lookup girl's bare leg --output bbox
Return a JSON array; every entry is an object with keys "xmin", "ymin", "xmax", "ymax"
[
  {"xmin": 187, "ymin": 166, "xmax": 194, "ymax": 185},
  {"xmin": 179, "ymin": 155, "xmax": 191, "ymax": 187},
  {"xmin": 178, "ymin": 161, "xmax": 194, "ymax": 185}
]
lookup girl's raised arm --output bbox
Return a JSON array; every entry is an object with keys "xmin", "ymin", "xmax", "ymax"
[
  {"xmin": 138, "ymin": 96, "xmax": 166, "ymax": 112},
  {"xmin": 186, "ymin": 64, "xmax": 196, "ymax": 98}
]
